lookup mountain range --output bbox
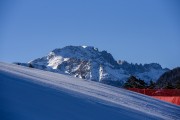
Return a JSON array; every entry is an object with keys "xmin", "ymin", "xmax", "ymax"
[{"xmin": 15, "ymin": 46, "xmax": 169, "ymax": 86}]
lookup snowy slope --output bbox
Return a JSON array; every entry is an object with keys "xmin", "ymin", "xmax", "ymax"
[
  {"xmin": 16, "ymin": 46, "xmax": 168, "ymax": 85},
  {"xmin": 0, "ymin": 62, "xmax": 179, "ymax": 120}
]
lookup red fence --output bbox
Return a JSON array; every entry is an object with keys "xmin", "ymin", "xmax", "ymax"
[
  {"xmin": 127, "ymin": 88, "xmax": 180, "ymax": 96},
  {"xmin": 152, "ymin": 96, "xmax": 180, "ymax": 106},
  {"xmin": 127, "ymin": 88, "xmax": 180, "ymax": 105}
]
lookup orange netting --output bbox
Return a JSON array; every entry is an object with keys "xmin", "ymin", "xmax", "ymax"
[
  {"xmin": 127, "ymin": 88, "xmax": 180, "ymax": 105},
  {"xmin": 153, "ymin": 96, "xmax": 180, "ymax": 105},
  {"xmin": 127, "ymin": 88, "xmax": 180, "ymax": 96}
]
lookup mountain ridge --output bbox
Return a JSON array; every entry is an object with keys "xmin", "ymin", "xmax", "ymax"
[{"xmin": 15, "ymin": 45, "xmax": 168, "ymax": 85}]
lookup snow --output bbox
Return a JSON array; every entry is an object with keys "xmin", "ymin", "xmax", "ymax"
[
  {"xmin": 104, "ymin": 66, "xmax": 128, "ymax": 81},
  {"xmin": 47, "ymin": 56, "xmax": 70, "ymax": 69},
  {"xmin": 47, "ymin": 56, "xmax": 63, "ymax": 69},
  {"xmin": 0, "ymin": 62, "xmax": 179, "ymax": 120},
  {"xmin": 99, "ymin": 65, "xmax": 104, "ymax": 81},
  {"xmin": 19, "ymin": 46, "xmax": 168, "ymax": 84},
  {"xmin": 82, "ymin": 45, "xmax": 87, "ymax": 48},
  {"xmin": 49, "ymin": 46, "xmax": 99, "ymax": 60},
  {"xmin": 137, "ymin": 69, "xmax": 167, "ymax": 83}
]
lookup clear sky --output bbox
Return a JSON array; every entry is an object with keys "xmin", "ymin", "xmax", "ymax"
[{"xmin": 0, "ymin": 0, "xmax": 180, "ymax": 69}]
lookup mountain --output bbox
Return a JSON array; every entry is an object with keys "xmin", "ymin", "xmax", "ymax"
[
  {"xmin": 156, "ymin": 67, "xmax": 180, "ymax": 89},
  {"xmin": 1, "ymin": 62, "xmax": 179, "ymax": 120},
  {"xmin": 15, "ymin": 46, "xmax": 168, "ymax": 86}
]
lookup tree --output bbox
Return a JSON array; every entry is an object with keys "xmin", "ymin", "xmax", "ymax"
[
  {"xmin": 148, "ymin": 80, "xmax": 155, "ymax": 89},
  {"xmin": 123, "ymin": 76, "xmax": 147, "ymax": 88},
  {"xmin": 29, "ymin": 64, "xmax": 34, "ymax": 68},
  {"xmin": 164, "ymin": 82, "xmax": 174, "ymax": 89}
]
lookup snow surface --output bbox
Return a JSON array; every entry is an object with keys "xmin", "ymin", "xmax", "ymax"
[
  {"xmin": 0, "ymin": 62, "xmax": 179, "ymax": 120},
  {"xmin": 137, "ymin": 68, "xmax": 167, "ymax": 82}
]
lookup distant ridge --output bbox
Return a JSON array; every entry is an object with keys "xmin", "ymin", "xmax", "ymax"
[{"xmin": 15, "ymin": 46, "xmax": 168, "ymax": 86}]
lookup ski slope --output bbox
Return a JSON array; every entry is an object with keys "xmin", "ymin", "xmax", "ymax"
[{"xmin": 0, "ymin": 62, "xmax": 179, "ymax": 120}]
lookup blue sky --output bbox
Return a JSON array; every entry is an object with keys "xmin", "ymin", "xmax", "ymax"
[{"xmin": 0, "ymin": 0, "xmax": 180, "ymax": 69}]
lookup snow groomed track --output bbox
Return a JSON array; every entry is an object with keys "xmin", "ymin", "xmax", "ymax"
[{"xmin": 0, "ymin": 62, "xmax": 180, "ymax": 120}]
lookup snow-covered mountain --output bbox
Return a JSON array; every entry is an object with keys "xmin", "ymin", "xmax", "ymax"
[
  {"xmin": 0, "ymin": 62, "xmax": 179, "ymax": 120},
  {"xmin": 16, "ymin": 46, "xmax": 168, "ymax": 85}
]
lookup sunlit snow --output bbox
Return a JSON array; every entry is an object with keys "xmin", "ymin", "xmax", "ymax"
[{"xmin": 0, "ymin": 62, "xmax": 179, "ymax": 120}]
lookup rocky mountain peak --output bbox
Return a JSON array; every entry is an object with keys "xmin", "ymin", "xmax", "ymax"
[
  {"xmin": 144, "ymin": 63, "xmax": 162, "ymax": 70},
  {"xmin": 15, "ymin": 46, "xmax": 169, "ymax": 85},
  {"xmin": 47, "ymin": 46, "xmax": 118, "ymax": 67}
]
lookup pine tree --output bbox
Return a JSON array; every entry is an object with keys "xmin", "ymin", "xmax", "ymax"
[
  {"xmin": 123, "ymin": 76, "xmax": 146, "ymax": 88},
  {"xmin": 148, "ymin": 80, "xmax": 155, "ymax": 89},
  {"xmin": 165, "ymin": 82, "xmax": 174, "ymax": 89},
  {"xmin": 29, "ymin": 64, "xmax": 34, "ymax": 68}
]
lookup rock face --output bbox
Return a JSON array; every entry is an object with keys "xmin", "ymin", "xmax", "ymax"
[
  {"xmin": 15, "ymin": 46, "xmax": 168, "ymax": 86},
  {"xmin": 156, "ymin": 67, "xmax": 180, "ymax": 89}
]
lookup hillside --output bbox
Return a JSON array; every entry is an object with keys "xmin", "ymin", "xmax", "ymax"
[
  {"xmin": 0, "ymin": 62, "xmax": 179, "ymax": 120},
  {"xmin": 156, "ymin": 67, "xmax": 180, "ymax": 89}
]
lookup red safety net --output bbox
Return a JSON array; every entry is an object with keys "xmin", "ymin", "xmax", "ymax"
[
  {"xmin": 127, "ymin": 88, "xmax": 180, "ymax": 105},
  {"xmin": 152, "ymin": 96, "xmax": 180, "ymax": 106}
]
